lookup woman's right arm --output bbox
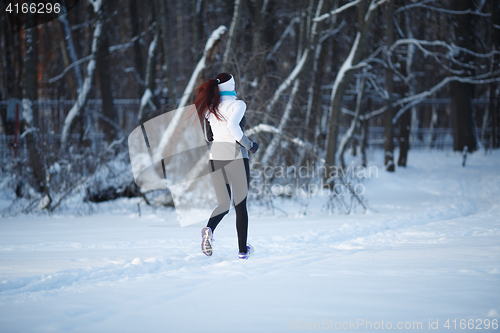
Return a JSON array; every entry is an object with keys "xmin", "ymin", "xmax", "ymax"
[
  {"xmin": 227, "ymin": 101, "xmax": 259, "ymax": 154},
  {"xmin": 227, "ymin": 100, "xmax": 246, "ymax": 141}
]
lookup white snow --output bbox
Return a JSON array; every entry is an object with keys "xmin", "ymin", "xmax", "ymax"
[
  {"xmin": 0, "ymin": 150, "xmax": 499, "ymax": 332},
  {"xmin": 21, "ymin": 98, "xmax": 33, "ymax": 126}
]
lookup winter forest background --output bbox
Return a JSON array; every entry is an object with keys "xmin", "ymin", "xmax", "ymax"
[
  {"xmin": 0, "ymin": 1, "xmax": 500, "ymax": 331},
  {"xmin": 0, "ymin": 0, "xmax": 499, "ymax": 212}
]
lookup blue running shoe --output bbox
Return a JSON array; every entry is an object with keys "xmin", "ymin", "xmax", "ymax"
[
  {"xmin": 238, "ymin": 244, "xmax": 254, "ymax": 260},
  {"xmin": 201, "ymin": 227, "xmax": 213, "ymax": 256}
]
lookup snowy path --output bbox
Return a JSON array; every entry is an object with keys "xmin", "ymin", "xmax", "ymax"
[{"xmin": 0, "ymin": 151, "xmax": 499, "ymax": 332}]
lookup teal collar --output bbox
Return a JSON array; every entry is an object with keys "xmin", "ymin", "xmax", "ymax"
[{"xmin": 220, "ymin": 91, "xmax": 237, "ymax": 97}]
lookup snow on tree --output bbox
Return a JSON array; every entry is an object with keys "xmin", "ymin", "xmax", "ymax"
[{"xmin": 60, "ymin": 0, "xmax": 104, "ymax": 150}]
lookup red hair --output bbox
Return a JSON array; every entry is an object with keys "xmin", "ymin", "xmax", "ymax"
[{"xmin": 194, "ymin": 73, "xmax": 232, "ymax": 121}]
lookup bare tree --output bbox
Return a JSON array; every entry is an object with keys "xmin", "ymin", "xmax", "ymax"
[
  {"xmin": 22, "ymin": 20, "xmax": 51, "ymax": 207},
  {"xmin": 449, "ymin": 0, "xmax": 479, "ymax": 152},
  {"xmin": 222, "ymin": 0, "xmax": 241, "ymax": 72},
  {"xmin": 383, "ymin": 0, "xmax": 395, "ymax": 171},
  {"xmin": 261, "ymin": 78, "xmax": 300, "ymax": 166},
  {"xmin": 155, "ymin": 0, "xmax": 177, "ymax": 106},
  {"xmin": 137, "ymin": 22, "xmax": 159, "ymax": 124},
  {"xmin": 57, "ymin": 14, "xmax": 83, "ymax": 99},
  {"xmin": 491, "ymin": 0, "xmax": 500, "ymax": 148},
  {"xmin": 129, "ymin": 0, "xmax": 145, "ymax": 97},
  {"xmin": 323, "ymin": 0, "xmax": 388, "ymax": 173},
  {"xmin": 338, "ymin": 73, "xmax": 366, "ymax": 168},
  {"xmin": 97, "ymin": 0, "xmax": 117, "ymax": 142},
  {"xmin": 154, "ymin": 26, "xmax": 227, "ymax": 160},
  {"xmin": 60, "ymin": 0, "xmax": 104, "ymax": 150}
]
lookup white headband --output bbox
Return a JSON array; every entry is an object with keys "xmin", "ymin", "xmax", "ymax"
[{"xmin": 218, "ymin": 75, "xmax": 235, "ymax": 92}]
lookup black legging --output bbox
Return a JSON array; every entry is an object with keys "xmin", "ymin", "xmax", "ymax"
[{"xmin": 206, "ymin": 158, "xmax": 250, "ymax": 253}]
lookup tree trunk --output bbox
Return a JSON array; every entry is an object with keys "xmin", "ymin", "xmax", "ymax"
[
  {"xmin": 397, "ymin": 0, "xmax": 414, "ymax": 166},
  {"xmin": 156, "ymin": 0, "xmax": 177, "ymax": 106},
  {"xmin": 450, "ymin": 0, "xmax": 478, "ymax": 152},
  {"xmin": 191, "ymin": 0, "xmax": 204, "ymax": 59},
  {"xmin": 298, "ymin": 20, "xmax": 331, "ymax": 166},
  {"xmin": 22, "ymin": 22, "xmax": 49, "ymax": 202},
  {"xmin": 137, "ymin": 21, "xmax": 159, "ymax": 124},
  {"xmin": 222, "ymin": 0, "xmax": 241, "ymax": 71},
  {"xmin": 55, "ymin": 18, "xmax": 77, "ymax": 100},
  {"xmin": 361, "ymin": 97, "xmax": 370, "ymax": 167},
  {"xmin": 384, "ymin": 0, "xmax": 395, "ymax": 171},
  {"xmin": 491, "ymin": 0, "xmax": 500, "ymax": 149},
  {"xmin": 324, "ymin": 0, "xmax": 383, "ymax": 171},
  {"xmin": 397, "ymin": 107, "xmax": 411, "ymax": 167},
  {"xmin": 338, "ymin": 73, "xmax": 366, "ymax": 169},
  {"xmin": 96, "ymin": 0, "xmax": 117, "ymax": 141},
  {"xmin": 129, "ymin": 0, "xmax": 144, "ymax": 97},
  {"xmin": 1, "ymin": 17, "xmax": 21, "ymax": 135}
]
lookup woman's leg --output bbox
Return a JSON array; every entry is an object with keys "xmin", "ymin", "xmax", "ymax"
[
  {"xmin": 224, "ymin": 158, "xmax": 250, "ymax": 253},
  {"xmin": 206, "ymin": 160, "xmax": 231, "ymax": 232}
]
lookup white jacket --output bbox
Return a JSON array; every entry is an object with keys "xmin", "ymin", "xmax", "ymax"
[{"xmin": 206, "ymin": 94, "xmax": 249, "ymax": 160}]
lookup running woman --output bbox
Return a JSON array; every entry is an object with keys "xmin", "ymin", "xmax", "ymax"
[{"xmin": 194, "ymin": 73, "xmax": 258, "ymax": 260}]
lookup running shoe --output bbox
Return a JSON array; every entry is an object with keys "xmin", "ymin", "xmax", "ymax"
[
  {"xmin": 238, "ymin": 244, "xmax": 254, "ymax": 260},
  {"xmin": 201, "ymin": 227, "xmax": 213, "ymax": 256}
]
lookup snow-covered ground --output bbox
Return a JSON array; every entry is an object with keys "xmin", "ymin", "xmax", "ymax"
[{"xmin": 0, "ymin": 150, "xmax": 499, "ymax": 332}]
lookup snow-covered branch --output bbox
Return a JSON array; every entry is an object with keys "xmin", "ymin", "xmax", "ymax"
[
  {"xmin": 395, "ymin": 1, "xmax": 491, "ymax": 17},
  {"xmin": 177, "ymin": 25, "xmax": 227, "ymax": 110},
  {"xmin": 124, "ymin": 67, "xmax": 145, "ymax": 86},
  {"xmin": 245, "ymin": 124, "xmax": 313, "ymax": 151},
  {"xmin": 50, "ymin": 32, "xmax": 148, "ymax": 84},
  {"xmin": 318, "ymin": 20, "xmax": 346, "ymax": 44},
  {"xmin": 87, "ymin": 0, "xmax": 102, "ymax": 13},
  {"xmin": 363, "ymin": 106, "xmax": 387, "ymax": 120},
  {"xmin": 313, "ymin": 0, "xmax": 361, "ymax": 23},
  {"xmin": 108, "ymin": 34, "xmax": 141, "ymax": 52},
  {"xmin": 137, "ymin": 27, "xmax": 159, "ymax": 123},
  {"xmin": 48, "ymin": 55, "xmax": 92, "ymax": 84},
  {"xmin": 364, "ymin": 0, "xmax": 389, "ymax": 23},
  {"xmin": 58, "ymin": 14, "xmax": 83, "ymax": 91},
  {"xmin": 390, "ymin": 39, "xmax": 500, "ymax": 60},
  {"xmin": 392, "ymin": 72, "xmax": 500, "ymax": 124},
  {"xmin": 387, "ymin": 38, "xmax": 500, "ymax": 86},
  {"xmin": 261, "ymin": 78, "xmax": 300, "ymax": 166},
  {"xmin": 260, "ymin": 0, "xmax": 269, "ymax": 14},
  {"xmin": 222, "ymin": 0, "xmax": 241, "ymax": 70},
  {"xmin": 245, "ymin": 123, "xmax": 370, "ymax": 211},
  {"xmin": 263, "ymin": 48, "xmax": 309, "ymax": 117}
]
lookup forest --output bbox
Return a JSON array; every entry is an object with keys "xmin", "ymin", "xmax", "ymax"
[{"xmin": 0, "ymin": 0, "xmax": 499, "ymax": 214}]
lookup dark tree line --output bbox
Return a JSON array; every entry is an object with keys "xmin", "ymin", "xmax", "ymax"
[{"xmin": 0, "ymin": 0, "xmax": 499, "ymax": 208}]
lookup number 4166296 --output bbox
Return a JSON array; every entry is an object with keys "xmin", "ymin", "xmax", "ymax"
[
  {"xmin": 6, "ymin": 2, "xmax": 61, "ymax": 14},
  {"xmin": 444, "ymin": 319, "xmax": 498, "ymax": 330}
]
